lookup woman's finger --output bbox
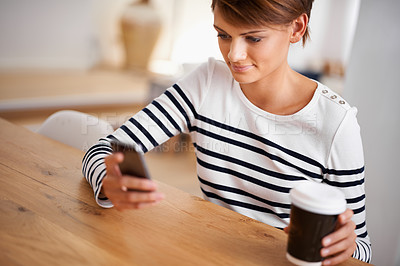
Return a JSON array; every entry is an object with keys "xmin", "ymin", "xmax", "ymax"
[
  {"xmin": 321, "ymin": 231, "xmax": 357, "ymax": 257},
  {"xmin": 113, "ymin": 197, "xmax": 164, "ymax": 211},
  {"xmin": 322, "ymin": 220, "xmax": 356, "ymax": 247},
  {"xmin": 120, "ymin": 176, "xmax": 158, "ymax": 191},
  {"xmin": 122, "ymin": 191, "xmax": 165, "ymax": 203},
  {"xmin": 337, "ymin": 209, "xmax": 354, "ymax": 227},
  {"xmin": 283, "ymin": 225, "xmax": 290, "ymax": 234},
  {"xmin": 322, "ymin": 242, "xmax": 356, "ymax": 265}
]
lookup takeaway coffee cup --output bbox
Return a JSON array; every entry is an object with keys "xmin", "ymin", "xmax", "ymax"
[{"xmin": 286, "ymin": 182, "xmax": 346, "ymax": 266}]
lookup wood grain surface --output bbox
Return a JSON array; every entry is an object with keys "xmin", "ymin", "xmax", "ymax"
[{"xmin": 0, "ymin": 118, "xmax": 369, "ymax": 265}]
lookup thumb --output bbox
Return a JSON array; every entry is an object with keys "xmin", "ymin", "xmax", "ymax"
[
  {"xmin": 283, "ymin": 225, "xmax": 290, "ymax": 234},
  {"xmin": 105, "ymin": 152, "xmax": 124, "ymax": 177}
]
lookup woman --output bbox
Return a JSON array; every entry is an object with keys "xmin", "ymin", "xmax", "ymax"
[{"xmin": 82, "ymin": 0, "xmax": 371, "ymax": 264}]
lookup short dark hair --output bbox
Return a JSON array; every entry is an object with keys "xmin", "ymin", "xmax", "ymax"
[{"xmin": 211, "ymin": 0, "xmax": 314, "ymax": 46}]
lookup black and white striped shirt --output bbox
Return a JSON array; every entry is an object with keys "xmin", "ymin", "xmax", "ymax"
[{"xmin": 82, "ymin": 58, "xmax": 371, "ymax": 262}]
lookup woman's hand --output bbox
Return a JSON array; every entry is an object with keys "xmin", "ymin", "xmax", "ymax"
[
  {"xmin": 102, "ymin": 153, "xmax": 165, "ymax": 211},
  {"xmin": 320, "ymin": 208, "xmax": 357, "ymax": 265},
  {"xmin": 283, "ymin": 208, "xmax": 357, "ymax": 265}
]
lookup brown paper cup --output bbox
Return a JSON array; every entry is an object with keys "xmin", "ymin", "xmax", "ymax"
[{"xmin": 286, "ymin": 182, "xmax": 346, "ymax": 265}]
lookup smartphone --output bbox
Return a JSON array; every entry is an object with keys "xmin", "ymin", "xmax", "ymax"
[{"xmin": 110, "ymin": 141, "xmax": 151, "ymax": 179}]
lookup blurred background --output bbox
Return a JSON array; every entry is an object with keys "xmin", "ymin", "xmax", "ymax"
[
  {"xmin": 0, "ymin": 0, "xmax": 359, "ymax": 119},
  {"xmin": 0, "ymin": 0, "xmax": 398, "ymax": 265}
]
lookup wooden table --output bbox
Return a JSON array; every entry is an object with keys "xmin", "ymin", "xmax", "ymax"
[{"xmin": 0, "ymin": 118, "xmax": 368, "ymax": 265}]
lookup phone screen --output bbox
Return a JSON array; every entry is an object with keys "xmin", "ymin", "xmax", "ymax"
[{"xmin": 110, "ymin": 141, "xmax": 151, "ymax": 179}]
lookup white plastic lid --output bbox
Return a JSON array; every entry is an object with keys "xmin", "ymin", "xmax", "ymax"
[{"xmin": 290, "ymin": 182, "xmax": 346, "ymax": 215}]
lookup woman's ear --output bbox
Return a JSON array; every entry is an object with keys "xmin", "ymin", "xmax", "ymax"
[{"xmin": 290, "ymin": 13, "xmax": 308, "ymax": 44}]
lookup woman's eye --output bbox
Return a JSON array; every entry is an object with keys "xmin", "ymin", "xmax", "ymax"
[
  {"xmin": 246, "ymin": 36, "xmax": 262, "ymax": 43},
  {"xmin": 217, "ymin": 33, "xmax": 230, "ymax": 40}
]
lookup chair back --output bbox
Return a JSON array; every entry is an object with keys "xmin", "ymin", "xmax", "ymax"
[{"xmin": 37, "ymin": 110, "xmax": 114, "ymax": 151}]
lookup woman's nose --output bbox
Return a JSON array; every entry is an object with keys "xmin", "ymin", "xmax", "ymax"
[{"xmin": 228, "ymin": 40, "xmax": 247, "ymax": 62}]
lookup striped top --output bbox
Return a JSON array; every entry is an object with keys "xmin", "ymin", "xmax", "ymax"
[{"xmin": 82, "ymin": 58, "xmax": 371, "ymax": 262}]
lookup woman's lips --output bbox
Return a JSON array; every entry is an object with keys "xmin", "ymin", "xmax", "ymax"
[{"xmin": 230, "ymin": 64, "xmax": 253, "ymax": 73}]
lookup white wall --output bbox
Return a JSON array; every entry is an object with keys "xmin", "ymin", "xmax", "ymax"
[
  {"xmin": 343, "ymin": 1, "xmax": 400, "ymax": 265},
  {"xmin": 0, "ymin": 0, "xmax": 99, "ymax": 70},
  {"xmin": 288, "ymin": 0, "xmax": 360, "ymax": 72}
]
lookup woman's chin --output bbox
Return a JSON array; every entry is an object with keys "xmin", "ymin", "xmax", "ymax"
[{"xmin": 232, "ymin": 75, "xmax": 255, "ymax": 85}]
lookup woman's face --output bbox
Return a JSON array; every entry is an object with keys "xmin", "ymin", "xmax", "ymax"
[{"xmin": 213, "ymin": 6, "xmax": 293, "ymax": 86}]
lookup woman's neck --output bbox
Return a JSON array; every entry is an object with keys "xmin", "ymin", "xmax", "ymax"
[{"xmin": 239, "ymin": 66, "xmax": 317, "ymax": 115}]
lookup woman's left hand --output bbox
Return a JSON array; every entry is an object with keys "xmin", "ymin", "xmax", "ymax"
[{"xmin": 320, "ymin": 208, "xmax": 357, "ymax": 265}]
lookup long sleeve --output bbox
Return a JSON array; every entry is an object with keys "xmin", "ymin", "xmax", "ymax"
[
  {"xmin": 81, "ymin": 59, "xmax": 213, "ymax": 207},
  {"xmin": 324, "ymin": 107, "xmax": 372, "ymax": 262}
]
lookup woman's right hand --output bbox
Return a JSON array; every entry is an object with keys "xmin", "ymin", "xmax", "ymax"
[{"xmin": 102, "ymin": 152, "xmax": 165, "ymax": 211}]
